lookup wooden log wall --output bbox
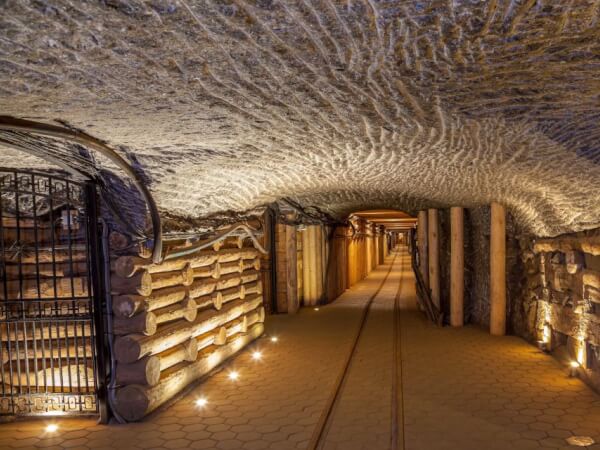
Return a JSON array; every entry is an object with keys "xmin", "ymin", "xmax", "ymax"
[
  {"xmin": 345, "ymin": 218, "xmax": 379, "ymax": 289},
  {"xmin": 529, "ymin": 230, "xmax": 600, "ymax": 392},
  {"xmin": 110, "ymin": 234, "xmax": 265, "ymax": 421},
  {"xmin": 278, "ymin": 220, "xmax": 383, "ymax": 310}
]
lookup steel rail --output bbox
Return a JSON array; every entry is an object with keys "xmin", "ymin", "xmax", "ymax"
[
  {"xmin": 0, "ymin": 116, "xmax": 163, "ymax": 263},
  {"xmin": 391, "ymin": 252, "xmax": 407, "ymax": 450}
]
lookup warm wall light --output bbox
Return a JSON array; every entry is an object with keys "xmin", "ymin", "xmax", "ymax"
[
  {"xmin": 314, "ymin": 307, "xmax": 320, "ymax": 311},
  {"xmin": 252, "ymin": 351, "xmax": 262, "ymax": 360},
  {"xmin": 542, "ymin": 323, "xmax": 551, "ymax": 343},
  {"xmin": 569, "ymin": 360, "xmax": 580, "ymax": 377},
  {"xmin": 195, "ymin": 397, "xmax": 208, "ymax": 408},
  {"xmin": 228, "ymin": 371, "xmax": 239, "ymax": 381},
  {"xmin": 577, "ymin": 342, "xmax": 585, "ymax": 366},
  {"xmin": 45, "ymin": 424, "xmax": 58, "ymax": 433}
]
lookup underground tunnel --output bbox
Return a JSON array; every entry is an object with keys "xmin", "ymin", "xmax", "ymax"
[{"xmin": 0, "ymin": 1, "xmax": 599, "ymax": 449}]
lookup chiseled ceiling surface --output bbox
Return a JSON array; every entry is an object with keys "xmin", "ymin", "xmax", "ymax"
[{"xmin": 0, "ymin": 0, "xmax": 599, "ymax": 236}]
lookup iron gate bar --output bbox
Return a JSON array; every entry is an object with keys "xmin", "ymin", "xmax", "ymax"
[
  {"xmin": 0, "ymin": 169, "xmax": 106, "ymax": 417},
  {"xmin": 85, "ymin": 182, "xmax": 109, "ymax": 422}
]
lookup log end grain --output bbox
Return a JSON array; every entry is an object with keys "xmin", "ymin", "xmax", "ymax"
[
  {"xmin": 214, "ymin": 327, "xmax": 227, "ymax": 345},
  {"xmin": 113, "ymin": 311, "xmax": 157, "ymax": 336},
  {"xmin": 116, "ymin": 356, "xmax": 160, "ymax": 387},
  {"xmin": 114, "ymin": 335, "xmax": 143, "ymax": 363},
  {"xmin": 114, "ymin": 384, "xmax": 151, "ymax": 422},
  {"xmin": 182, "ymin": 297, "xmax": 198, "ymax": 322},
  {"xmin": 185, "ymin": 338, "xmax": 199, "ymax": 362},
  {"xmin": 112, "ymin": 295, "xmax": 146, "ymax": 318},
  {"xmin": 212, "ymin": 291, "xmax": 223, "ymax": 310},
  {"xmin": 181, "ymin": 263, "xmax": 194, "ymax": 286},
  {"xmin": 111, "ymin": 270, "xmax": 153, "ymax": 296}
]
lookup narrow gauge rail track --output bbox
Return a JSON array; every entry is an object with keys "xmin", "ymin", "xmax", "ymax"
[{"xmin": 307, "ymin": 249, "xmax": 406, "ymax": 450}]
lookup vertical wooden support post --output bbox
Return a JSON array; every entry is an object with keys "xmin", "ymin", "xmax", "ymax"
[
  {"xmin": 346, "ymin": 235, "xmax": 351, "ymax": 288},
  {"xmin": 428, "ymin": 209, "xmax": 440, "ymax": 308},
  {"xmin": 357, "ymin": 237, "xmax": 363, "ymax": 281},
  {"xmin": 314, "ymin": 225, "xmax": 324, "ymax": 303},
  {"xmin": 347, "ymin": 235, "xmax": 356, "ymax": 287},
  {"xmin": 275, "ymin": 224, "xmax": 298, "ymax": 313},
  {"xmin": 341, "ymin": 228, "xmax": 348, "ymax": 291},
  {"xmin": 302, "ymin": 226, "xmax": 314, "ymax": 306},
  {"xmin": 490, "ymin": 202, "xmax": 506, "ymax": 336},
  {"xmin": 366, "ymin": 232, "xmax": 372, "ymax": 274},
  {"xmin": 450, "ymin": 207, "xmax": 464, "ymax": 327},
  {"xmin": 418, "ymin": 210, "xmax": 429, "ymax": 288},
  {"xmin": 296, "ymin": 229, "xmax": 303, "ymax": 305},
  {"xmin": 372, "ymin": 226, "xmax": 378, "ymax": 270},
  {"xmin": 374, "ymin": 230, "xmax": 379, "ymax": 268},
  {"xmin": 363, "ymin": 236, "xmax": 367, "ymax": 276}
]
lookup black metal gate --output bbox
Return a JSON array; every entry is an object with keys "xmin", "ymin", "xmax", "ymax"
[{"xmin": 0, "ymin": 169, "xmax": 105, "ymax": 416}]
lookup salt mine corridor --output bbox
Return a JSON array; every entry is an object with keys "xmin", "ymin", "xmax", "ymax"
[{"xmin": 1, "ymin": 1, "xmax": 600, "ymax": 450}]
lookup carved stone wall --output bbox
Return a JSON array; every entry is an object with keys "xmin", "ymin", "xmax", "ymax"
[{"xmin": 522, "ymin": 230, "xmax": 600, "ymax": 391}]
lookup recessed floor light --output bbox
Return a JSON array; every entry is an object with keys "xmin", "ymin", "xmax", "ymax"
[
  {"xmin": 195, "ymin": 397, "xmax": 208, "ymax": 408},
  {"xmin": 228, "ymin": 371, "xmax": 239, "ymax": 381},
  {"xmin": 45, "ymin": 424, "xmax": 58, "ymax": 433},
  {"xmin": 566, "ymin": 436, "xmax": 595, "ymax": 447}
]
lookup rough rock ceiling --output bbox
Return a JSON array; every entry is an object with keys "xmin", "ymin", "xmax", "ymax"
[{"xmin": 1, "ymin": 0, "xmax": 600, "ymax": 236}]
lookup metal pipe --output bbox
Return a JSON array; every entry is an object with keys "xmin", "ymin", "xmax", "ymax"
[
  {"xmin": 163, "ymin": 222, "xmax": 268, "ymax": 260},
  {"xmin": 0, "ymin": 116, "xmax": 162, "ymax": 264}
]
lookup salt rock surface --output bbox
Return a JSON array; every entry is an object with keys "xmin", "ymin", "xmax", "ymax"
[{"xmin": 0, "ymin": 0, "xmax": 599, "ymax": 236}]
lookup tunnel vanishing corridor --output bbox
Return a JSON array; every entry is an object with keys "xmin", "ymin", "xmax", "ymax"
[{"xmin": 0, "ymin": 246, "xmax": 598, "ymax": 450}]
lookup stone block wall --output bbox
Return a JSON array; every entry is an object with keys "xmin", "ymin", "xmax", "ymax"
[{"xmin": 522, "ymin": 230, "xmax": 600, "ymax": 391}]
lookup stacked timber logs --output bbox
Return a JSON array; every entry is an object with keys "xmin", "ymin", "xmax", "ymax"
[{"xmin": 110, "ymin": 235, "xmax": 266, "ymax": 421}]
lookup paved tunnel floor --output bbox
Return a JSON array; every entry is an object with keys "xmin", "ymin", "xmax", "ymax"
[{"xmin": 0, "ymin": 247, "xmax": 599, "ymax": 450}]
